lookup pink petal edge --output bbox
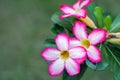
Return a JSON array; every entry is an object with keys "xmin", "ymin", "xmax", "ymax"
[
  {"xmin": 60, "ymin": 4, "xmax": 75, "ymax": 14},
  {"xmin": 41, "ymin": 47, "xmax": 60, "ymax": 61},
  {"xmin": 73, "ymin": 21, "xmax": 88, "ymax": 40},
  {"xmin": 87, "ymin": 45, "xmax": 102, "ymax": 63},
  {"xmin": 48, "ymin": 59, "xmax": 64, "ymax": 76},
  {"xmin": 55, "ymin": 33, "xmax": 69, "ymax": 51},
  {"xmin": 88, "ymin": 28, "xmax": 107, "ymax": 45},
  {"xmin": 65, "ymin": 58, "xmax": 80, "ymax": 76},
  {"xmin": 75, "ymin": 9, "xmax": 87, "ymax": 18},
  {"xmin": 73, "ymin": 0, "xmax": 81, "ymax": 9},
  {"xmin": 80, "ymin": 0, "xmax": 91, "ymax": 8},
  {"xmin": 59, "ymin": 14, "xmax": 72, "ymax": 20}
]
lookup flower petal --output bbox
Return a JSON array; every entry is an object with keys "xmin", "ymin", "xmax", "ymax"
[
  {"xmin": 75, "ymin": 9, "xmax": 87, "ymax": 18},
  {"xmin": 69, "ymin": 46, "xmax": 86, "ymax": 60},
  {"xmin": 60, "ymin": 4, "xmax": 75, "ymax": 14},
  {"xmin": 48, "ymin": 59, "xmax": 64, "ymax": 76},
  {"xmin": 65, "ymin": 58, "xmax": 80, "ymax": 76},
  {"xmin": 41, "ymin": 47, "xmax": 60, "ymax": 61},
  {"xmin": 80, "ymin": 0, "xmax": 91, "ymax": 8},
  {"xmin": 75, "ymin": 58, "xmax": 86, "ymax": 64},
  {"xmin": 69, "ymin": 37, "xmax": 80, "ymax": 48},
  {"xmin": 88, "ymin": 28, "xmax": 107, "ymax": 45},
  {"xmin": 55, "ymin": 33, "xmax": 69, "ymax": 51},
  {"xmin": 59, "ymin": 14, "xmax": 72, "ymax": 19},
  {"xmin": 87, "ymin": 45, "xmax": 102, "ymax": 63},
  {"xmin": 73, "ymin": 0, "xmax": 81, "ymax": 9},
  {"xmin": 73, "ymin": 21, "xmax": 87, "ymax": 40}
]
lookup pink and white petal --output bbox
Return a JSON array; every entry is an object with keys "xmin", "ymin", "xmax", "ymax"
[
  {"xmin": 48, "ymin": 59, "xmax": 64, "ymax": 76},
  {"xmin": 41, "ymin": 47, "xmax": 60, "ymax": 61},
  {"xmin": 73, "ymin": 21, "xmax": 87, "ymax": 40},
  {"xmin": 75, "ymin": 9, "xmax": 87, "ymax": 18},
  {"xmin": 75, "ymin": 57, "xmax": 86, "ymax": 64},
  {"xmin": 59, "ymin": 14, "xmax": 72, "ymax": 19},
  {"xmin": 87, "ymin": 45, "xmax": 102, "ymax": 63},
  {"xmin": 69, "ymin": 46, "xmax": 86, "ymax": 59},
  {"xmin": 73, "ymin": 0, "xmax": 81, "ymax": 9},
  {"xmin": 55, "ymin": 33, "xmax": 69, "ymax": 51},
  {"xmin": 65, "ymin": 58, "xmax": 80, "ymax": 76},
  {"xmin": 80, "ymin": 0, "xmax": 91, "ymax": 8},
  {"xmin": 69, "ymin": 37, "xmax": 80, "ymax": 48},
  {"xmin": 88, "ymin": 28, "xmax": 107, "ymax": 45},
  {"xmin": 60, "ymin": 4, "xmax": 75, "ymax": 14}
]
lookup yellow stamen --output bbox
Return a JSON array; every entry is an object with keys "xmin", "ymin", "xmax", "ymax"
[
  {"xmin": 81, "ymin": 39, "xmax": 90, "ymax": 49},
  {"xmin": 60, "ymin": 51, "xmax": 69, "ymax": 60}
]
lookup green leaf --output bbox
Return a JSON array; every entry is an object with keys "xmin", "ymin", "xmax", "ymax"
[
  {"xmin": 109, "ymin": 15, "xmax": 120, "ymax": 32},
  {"xmin": 51, "ymin": 24, "xmax": 65, "ymax": 35},
  {"xmin": 94, "ymin": 7, "xmax": 103, "ymax": 27},
  {"xmin": 44, "ymin": 38, "xmax": 56, "ymax": 48},
  {"xmin": 86, "ymin": 44, "xmax": 109, "ymax": 70},
  {"xmin": 105, "ymin": 45, "xmax": 120, "ymax": 80},
  {"xmin": 104, "ymin": 15, "xmax": 112, "ymax": 30},
  {"xmin": 51, "ymin": 12, "xmax": 73, "ymax": 31},
  {"xmin": 62, "ymin": 64, "xmax": 87, "ymax": 80}
]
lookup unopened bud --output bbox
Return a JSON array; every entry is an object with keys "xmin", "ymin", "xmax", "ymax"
[
  {"xmin": 79, "ymin": 16, "xmax": 97, "ymax": 29},
  {"xmin": 107, "ymin": 38, "xmax": 120, "ymax": 44},
  {"xmin": 107, "ymin": 33, "xmax": 120, "ymax": 38}
]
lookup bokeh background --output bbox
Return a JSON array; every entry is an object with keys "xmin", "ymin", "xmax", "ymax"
[{"xmin": 0, "ymin": 0, "xmax": 120, "ymax": 80}]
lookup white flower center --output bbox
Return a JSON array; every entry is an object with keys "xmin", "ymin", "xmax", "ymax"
[
  {"xmin": 75, "ymin": 8, "xmax": 81, "ymax": 13},
  {"xmin": 81, "ymin": 39, "xmax": 90, "ymax": 49},
  {"xmin": 60, "ymin": 50, "xmax": 69, "ymax": 60}
]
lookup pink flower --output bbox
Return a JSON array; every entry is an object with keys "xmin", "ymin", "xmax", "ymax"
[
  {"xmin": 70, "ymin": 21, "xmax": 107, "ymax": 63},
  {"xmin": 59, "ymin": 0, "xmax": 91, "ymax": 19},
  {"xmin": 41, "ymin": 33, "xmax": 86, "ymax": 76}
]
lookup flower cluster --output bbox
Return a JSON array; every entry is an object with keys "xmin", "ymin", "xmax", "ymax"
[{"xmin": 41, "ymin": 0, "xmax": 107, "ymax": 77}]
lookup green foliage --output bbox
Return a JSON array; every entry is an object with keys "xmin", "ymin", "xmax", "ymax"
[
  {"xmin": 62, "ymin": 64, "xmax": 87, "ymax": 80},
  {"xmin": 94, "ymin": 7, "xmax": 103, "ymax": 27},
  {"xmin": 44, "ymin": 38, "xmax": 56, "ymax": 48},
  {"xmin": 105, "ymin": 45, "xmax": 120, "ymax": 80},
  {"xmin": 87, "ymin": 2, "xmax": 97, "ymax": 24},
  {"xmin": 104, "ymin": 15, "xmax": 112, "ymax": 30},
  {"xmin": 51, "ymin": 24, "xmax": 65, "ymax": 35},
  {"xmin": 109, "ymin": 15, "xmax": 120, "ymax": 32},
  {"xmin": 51, "ymin": 12, "xmax": 73, "ymax": 31}
]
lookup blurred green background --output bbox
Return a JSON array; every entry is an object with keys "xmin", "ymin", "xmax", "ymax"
[{"xmin": 0, "ymin": 0, "xmax": 120, "ymax": 80}]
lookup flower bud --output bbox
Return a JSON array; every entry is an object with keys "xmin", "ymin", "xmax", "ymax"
[
  {"xmin": 107, "ymin": 33, "xmax": 120, "ymax": 38},
  {"xmin": 79, "ymin": 16, "xmax": 97, "ymax": 29},
  {"xmin": 107, "ymin": 38, "xmax": 120, "ymax": 44}
]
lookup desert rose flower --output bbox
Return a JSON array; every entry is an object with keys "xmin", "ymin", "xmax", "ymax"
[
  {"xmin": 59, "ymin": 0, "xmax": 91, "ymax": 19},
  {"xmin": 41, "ymin": 33, "xmax": 86, "ymax": 76},
  {"xmin": 69, "ymin": 21, "xmax": 107, "ymax": 63}
]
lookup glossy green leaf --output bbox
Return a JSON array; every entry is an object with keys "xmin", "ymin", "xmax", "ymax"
[
  {"xmin": 94, "ymin": 7, "xmax": 103, "ymax": 27},
  {"xmin": 62, "ymin": 64, "xmax": 87, "ymax": 80},
  {"xmin": 86, "ymin": 44, "xmax": 109, "ymax": 70},
  {"xmin": 51, "ymin": 12, "xmax": 72, "ymax": 31},
  {"xmin": 109, "ymin": 15, "xmax": 120, "ymax": 32},
  {"xmin": 104, "ymin": 15, "xmax": 112, "ymax": 30},
  {"xmin": 44, "ymin": 38, "xmax": 56, "ymax": 48},
  {"xmin": 51, "ymin": 24, "xmax": 65, "ymax": 35},
  {"xmin": 105, "ymin": 45, "xmax": 120, "ymax": 80}
]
